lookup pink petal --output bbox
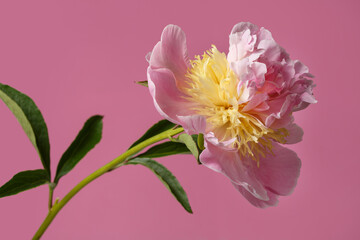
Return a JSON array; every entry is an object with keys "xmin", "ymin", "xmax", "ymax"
[
  {"xmin": 284, "ymin": 124, "xmax": 303, "ymax": 144},
  {"xmin": 149, "ymin": 25, "xmax": 190, "ymax": 89},
  {"xmin": 233, "ymin": 183, "xmax": 279, "ymax": 208},
  {"xmin": 263, "ymin": 94, "xmax": 297, "ymax": 128},
  {"xmin": 230, "ymin": 58, "xmax": 249, "ymax": 82},
  {"xmin": 258, "ymin": 81, "xmax": 278, "ymax": 95},
  {"xmin": 205, "ymin": 132, "xmax": 236, "ymax": 150},
  {"xmin": 231, "ymin": 22, "xmax": 259, "ymax": 35},
  {"xmin": 301, "ymin": 91, "xmax": 317, "ymax": 104},
  {"xmin": 177, "ymin": 115, "xmax": 206, "ymax": 135},
  {"xmin": 228, "ymin": 22, "xmax": 261, "ymax": 63},
  {"xmin": 293, "ymin": 101, "xmax": 310, "ymax": 112},
  {"xmin": 294, "ymin": 60, "xmax": 309, "ymax": 78},
  {"xmin": 233, "ymin": 143, "xmax": 301, "ymax": 208},
  {"xmin": 253, "ymin": 101, "xmax": 270, "ymax": 112},
  {"xmin": 237, "ymin": 81, "xmax": 250, "ymax": 104},
  {"xmin": 249, "ymin": 62, "xmax": 267, "ymax": 86},
  {"xmin": 257, "ymin": 38, "xmax": 282, "ymax": 62},
  {"xmin": 147, "ymin": 67, "xmax": 194, "ymax": 124},
  {"xmin": 292, "ymin": 80, "xmax": 316, "ymax": 112},
  {"xmin": 257, "ymin": 28, "xmax": 289, "ymax": 63},
  {"xmin": 200, "ymin": 138, "xmax": 269, "ymax": 201},
  {"xmin": 254, "ymin": 143, "xmax": 301, "ymax": 196},
  {"xmin": 228, "ymin": 29, "xmax": 256, "ymax": 61},
  {"xmin": 230, "ymin": 59, "xmax": 267, "ymax": 88},
  {"xmin": 242, "ymin": 93, "xmax": 268, "ymax": 112}
]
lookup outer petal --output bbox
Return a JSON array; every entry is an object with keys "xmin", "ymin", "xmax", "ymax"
[
  {"xmin": 177, "ymin": 115, "xmax": 206, "ymax": 135},
  {"xmin": 233, "ymin": 184, "xmax": 279, "ymax": 208},
  {"xmin": 149, "ymin": 25, "xmax": 189, "ymax": 89},
  {"xmin": 147, "ymin": 67, "xmax": 195, "ymax": 124},
  {"xmin": 200, "ymin": 138, "xmax": 269, "ymax": 201},
  {"xmin": 284, "ymin": 124, "xmax": 303, "ymax": 144},
  {"xmin": 254, "ymin": 143, "xmax": 301, "ymax": 196},
  {"xmin": 233, "ymin": 143, "xmax": 301, "ymax": 208},
  {"xmin": 201, "ymin": 139, "xmax": 301, "ymax": 208}
]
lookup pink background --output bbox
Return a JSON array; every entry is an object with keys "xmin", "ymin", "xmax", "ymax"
[{"xmin": 0, "ymin": 0, "xmax": 359, "ymax": 239}]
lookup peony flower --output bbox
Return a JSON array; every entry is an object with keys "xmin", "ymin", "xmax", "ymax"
[{"xmin": 147, "ymin": 22, "xmax": 316, "ymax": 208}]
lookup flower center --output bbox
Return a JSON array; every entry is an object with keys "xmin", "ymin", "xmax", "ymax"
[{"xmin": 181, "ymin": 46, "xmax": 288, "ymax": 163}]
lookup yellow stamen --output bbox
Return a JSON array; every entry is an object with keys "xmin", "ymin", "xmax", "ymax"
[{"xmin": 180, "ymin": 45, "xmax": 289, "ymax": 165}]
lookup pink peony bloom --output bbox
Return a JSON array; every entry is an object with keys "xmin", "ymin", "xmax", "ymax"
[{"xmin": 147, "ymin": 23, "xmax": 316, "ymax": 208}]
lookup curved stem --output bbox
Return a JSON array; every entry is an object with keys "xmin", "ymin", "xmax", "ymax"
[{"xmin": 33, "ymin": 127, "xmax": 184, "ymax": 240}]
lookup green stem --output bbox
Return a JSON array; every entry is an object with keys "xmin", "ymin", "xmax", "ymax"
[
  {"xmin": 32, "ymin": 127, "xmax": 184, "ymax": 240},
  {"xmin": 48, "ymin": 184, "xmax": 54, "ymax": 210}
]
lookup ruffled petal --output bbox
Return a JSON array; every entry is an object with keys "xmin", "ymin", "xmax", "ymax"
[
  {"xmin": 301, "ymin": 91, "xmax": 317, "ymax": 104},
  {"xmin": 200, "ymin": 138, "xmax": 269, "ymax": 201},
  {"xmin": 231, "ymin": 22, "xmax": 259, "ymax": 35},
  {"xmin": 248, "ymin": 62, "xmax": 267, "ymax": 87},
  {"xmin": 294, "ymin": 60, "xmax": 310, "ymax": 78},
  {"xmin": 262, "ymin": 94, "xmax": 297, "ymax": 128},
  {"xmin": 149, "ymin": 25, "xmax": 190, "ymax": 89},
  {"xmin": 228, "ymin": 22, "xmax": 261, "ymax": 63},
  {"xmin": 147, "ymin": 67, "xmax": 195, "ymax": 124}
]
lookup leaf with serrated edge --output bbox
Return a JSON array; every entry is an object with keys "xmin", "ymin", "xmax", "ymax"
[
  {"xmin": 136, "ymin": 141, "xmax": 191, "ymax": 158},
  {"xmin": 0, "ymin": 169, "xmax": 48, "ymax": 198},
  {"xmin": 54, "ymin": 115, "xmax": 103, "ymax": 183},
  {"xmin": 126, "ymin": 158, "xmax": 192, "ymax": 213},
  {"xmin": 129, "ymin": 119, "xmax": 175, "ymax": 149},
  {"xmin": 0, "ymin": 83, "xmax": 51, "ymax": 178}
]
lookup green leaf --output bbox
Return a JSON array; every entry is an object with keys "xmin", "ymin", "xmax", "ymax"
[
  {"xmin": 136, "ymin": 141, "xmax": 191, "ymax": 158},
  {"xmin": 54, "ymin": 115, "xmax": 103, "ymax": 183},
  {"xmin": 129, "ymin": 119, "xmax": 175, "ymax": 149},
  {"xmin": 126, "ymin": 158, "xmax": 192, "ymax": 213},
  {"xmin": 136, "ymin": 80, "xmax": 148, "ymax": 87},
  {"xmin": 0, "ymin": 169, "xmax": 49, "ymax": 198},
  {"xmin": 197, "ymin": 133, "xmax": 205, "ymax": 150},
  {"xmin": 0, "ymin": 83, "xmax": 51, "ymax": 178},
  {"xmin": 178, "ymin": 134, "xmax": 200, "ymax": 161}
]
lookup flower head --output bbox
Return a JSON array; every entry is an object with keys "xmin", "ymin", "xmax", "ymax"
[{"xmin": 147, "ymin": 23, "xmax": 316, "ymax": 208}]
